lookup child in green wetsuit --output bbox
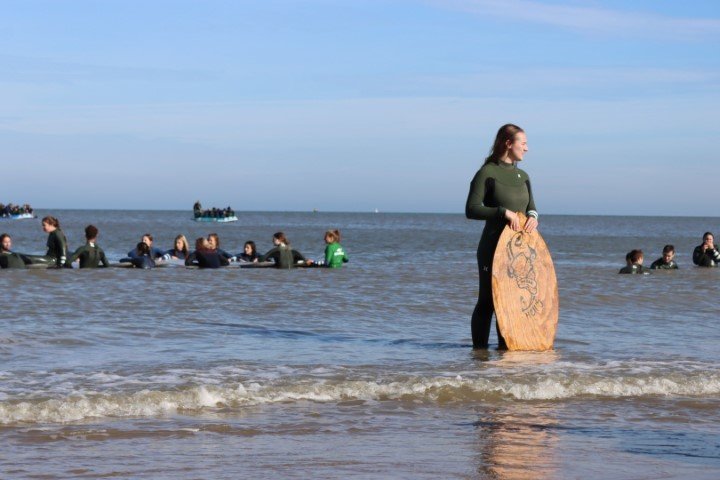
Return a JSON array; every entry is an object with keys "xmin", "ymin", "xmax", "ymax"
[{"xmin": 321, "ymin": 229, "xmax": 348, "ymax": 268}]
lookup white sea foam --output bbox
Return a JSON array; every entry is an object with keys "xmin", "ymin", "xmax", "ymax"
[{"xmin": 2, "ymin": 370, "xmax": 719, "ymax": 425}]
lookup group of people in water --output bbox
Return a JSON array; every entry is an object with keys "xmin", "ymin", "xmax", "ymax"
[
  {"xmin": 0, "ymin": 215, "xmax": 349, "ymax": 270},
  {"xmin": 619, "ymin": 232, "xmax": 720, "ymax": 274},
  {"xmin": 0, "ymin": 203, "xmax": 33, "ymax": 218}
]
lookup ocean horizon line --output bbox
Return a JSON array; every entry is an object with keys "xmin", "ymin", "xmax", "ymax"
[{"xmin": 15, "ymin": 207, "xmax": 720, "ymax": 219}]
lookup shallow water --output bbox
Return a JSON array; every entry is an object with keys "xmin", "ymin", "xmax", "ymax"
[{"xmin": 1, "ymin": 210, "xmax": 719, "ymax": 479}]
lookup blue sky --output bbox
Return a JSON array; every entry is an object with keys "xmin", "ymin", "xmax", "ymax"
[{"xmin": 2, "ymin": 0, "xmax": 719, "ymax": 215}]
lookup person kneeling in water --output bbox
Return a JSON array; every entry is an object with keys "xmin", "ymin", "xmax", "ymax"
[
  {"xmin": 0, "ymin": 233, "xmax": 33, "ymax": 269},
  {"xmin": 260, "ymin": 232, "xmax": 309, "ymax": 268},
  {"xmin": 237, "ymin": 241, "xmax": 259, "ymax": 263},
  {"xmin": 650, "ymin": 244, "xmax": 678, "ymax": 270},
  {"xmin": 693, "ymin": 232, "xmax": 720, "ymax": 267},
  {"xmin": 316, "ymin": 229, "xmax": 348, "ymax": 268},
  {"xmin": 185, "ymin": 237, "xmax": 230, "ymax": 268},
  {"xmin": 619, "ymin": 249, "xmax": 648, "ymax": 274},
  {"xmin": 120, "ymin": 242, "xmax": 156, "ymax": 269},
  {"xmin": 66, "ymin": 225, "xmax": 110, "ymax": 268}
]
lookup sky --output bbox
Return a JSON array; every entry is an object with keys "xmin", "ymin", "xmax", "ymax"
[{"xmin": 1, "ymin": 0, "xmax": 719, "ymax": 215}]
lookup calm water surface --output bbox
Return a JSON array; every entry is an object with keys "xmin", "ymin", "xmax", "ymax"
[{"xmin": 1, "ymin": 210, "xmax": 719, "ymax": 479}]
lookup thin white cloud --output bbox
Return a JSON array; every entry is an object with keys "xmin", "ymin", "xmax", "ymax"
[
  {"xmin": 431, "ymin": 0, "xmax": 720, "ymax": 40},
  {"xmin": 408, "ymin": 66, "xmax": 720, "ymax": 98}
]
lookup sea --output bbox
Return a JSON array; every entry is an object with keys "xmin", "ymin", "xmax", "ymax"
[{"xmin": 1, "ymin": 210, "xmax": 719, "ymax": 479}]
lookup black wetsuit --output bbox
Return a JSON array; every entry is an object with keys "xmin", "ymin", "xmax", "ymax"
[
  {"xmin": 692, "ymin": 245, "xmax": 720, "ymax": 267},
  {"xmin": 238, "ymin": 252, "xmax": 258, "ymax": 262},
  {"xmin": 44, "ymin": 229, "xmax": 68, "ymax": 267},
  {"xmin": 216, "ymin": 248, "xmax": 233, "ymax": 260},
  {"xmin": 0, "ymin": 251, "xmax": 32, "ymax": 269},
  {"xmin": 120, "ymin": 255, "xmax": 156, "ymax": 269},
  {"xmin": 465, "ymin": 161, "xmax": 538, "ymax": 348},
  {"xmin": 260, "ymin": 245, "xmax": 306, "ymax": 269},
  {"xmin": 185, "ymin": 250, "xmax": 229, "ymax": 269},
  {"xmin": 66, "ymin": 243, "xmax": 109, "ymax": 268},
  {"xmin": 650, "ymin": 258, "xmax": 678, "ymax": 270},
  {"xmin": 128, "ymin": 246, "xmax": 165, "ymax": 260}
]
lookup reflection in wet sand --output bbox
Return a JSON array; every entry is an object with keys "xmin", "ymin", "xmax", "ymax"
[
  {"xmin": 472, "ymin": 351, "xmax": 561, "ymax": 479},
  {"xmin": 475, "ymin": 403, "xmax": 560, "ymax": 480}
]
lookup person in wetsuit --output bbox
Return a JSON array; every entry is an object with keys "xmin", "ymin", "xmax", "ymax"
[
  {"xmin": 238, "ymin": 241, "xmax": 259, "ymax": 263},
  {"xmin": 693, "ymin": 232, "xmax": 720, "ymax": 267},
  {"xmin": 321, "ymin": 229, "xmax": 349, "ymax": 268},
  {"xmin": 260, "ymin": 232, "xmax": 309, "ymax": 268},
  {"xmin": 65, "ymin": 225, "xmax": 109, "ymax": 268},
  {"xmin": 207, "ymin": 233, "xmax": 234, "ymax": 261},
  {"xmin": 120, "ymin": 242, "xmax": 156, "ymax": 268},
  {"xmin": 165, "ymin": 234, "xmax": 190, "ymax": 260},
  {"xmin": 185, "ymin": 237, "xmax": 230, "ymax": 268},
  {"xmin": 0, "ymin": 233, "xmax": 33, "ymax": 269},
  {"xmin": 465, "ymin": 124, "xmax": 539, "ymax": 349},
  {"xmin": 650, "ymin": 244, "xmax": 678, "ymax": 270},
  {"xmin": 127, "ymin": 233, "xmax": 165, "ymax": 260},
  {"xmin": 619, "ymin": 249, "xmax": 648, "ymax": 274},
  {"xmin": 41, "ymin": 216, "xmax": 69, "ymax": 268}
]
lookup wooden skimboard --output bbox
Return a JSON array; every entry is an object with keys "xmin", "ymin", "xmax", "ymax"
[{"xmin": 491, "ymin": 213, "xmax": 558, "ymax": 351}]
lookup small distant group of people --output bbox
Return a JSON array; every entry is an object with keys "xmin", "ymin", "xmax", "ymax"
[
  {"xmin": 0, "ymin": 203, "xmax": 33, "ymax": 217},
  {"xmin": 193, "ymin": 201, "xmax": 235, "ymax": 219},
  {"xmin": 619, "ymin": 232, "xmax": 720, "ymax": 274},
  {"xmin": 1, "ymin": 216, "xmax": 349, "ymax": 270}
]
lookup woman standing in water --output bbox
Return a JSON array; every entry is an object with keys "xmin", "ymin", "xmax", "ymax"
[{"xmin": 465, "ymin": 124, "xmax": 538, "ymax": 349}]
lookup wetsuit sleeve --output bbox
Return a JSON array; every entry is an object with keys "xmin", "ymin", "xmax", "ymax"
[
  {"xmin": 185, "ymin": 252, "xmax": 198, "ymax": 266},
  {"xmin": 292, "ymin": 250, "xmax": 306, "ymax": 262},
  {"xmin": 259, "ymin": 247, "xmax": 278, "ymax": 263},
  {"xmin": 465, "ymin": 168, "xmax": 506, "ymax": 221},
  {"xmin": 693, "ymin": 246, "xmax": 704, "ymax": 266},
  {"xmin": 220, "ymin": 255, "xmax": 230, "ymax": 266},
  {"xmin": 99, "ymin": 248, "xmax": 109, "ymax": 268},
  {"xmin": 525, "ymin": 178, "xmax": 538, "ymax": 219},
  {"xmin": 66, "ymin": 245, "xmax": 85, "ymax": 267}
]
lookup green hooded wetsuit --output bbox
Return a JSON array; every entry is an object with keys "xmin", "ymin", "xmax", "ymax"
[
  {"xmin": 324, "ymin": 242, "xmax": 348, "ymax": 268},
  {"xmin": 465, "ymin": 161, "xmax": 538, "ymax": 348}
]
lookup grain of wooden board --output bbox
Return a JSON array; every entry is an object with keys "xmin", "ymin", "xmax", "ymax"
[{"xmin": 492, "ymin": 213, "xmax": 558, "ymax": 351}]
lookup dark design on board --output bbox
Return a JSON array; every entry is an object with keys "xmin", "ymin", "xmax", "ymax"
[{"xmin": 505, "ymin": 232, "xmax": 543, "ymax": 318}]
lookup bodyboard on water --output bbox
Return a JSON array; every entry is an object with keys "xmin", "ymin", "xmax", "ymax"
[{"xmin": 491, "ymin": 213, "xmax": 558, "ymax": 351}]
